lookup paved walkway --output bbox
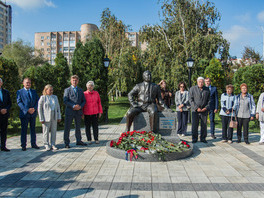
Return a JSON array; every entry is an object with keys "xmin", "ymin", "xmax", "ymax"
[{"xmin": 1, "ymin": 123, "xmax": 264, "ymax": 198}]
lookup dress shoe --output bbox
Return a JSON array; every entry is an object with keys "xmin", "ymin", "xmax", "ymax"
[
  {"xmin": 245, "ymin": 141, "xmax": 250, "ymax": 145},
  {"xmin": 211, "ymin": 134, "xmax": 216, "ymax": 139},
  {"xmin": 22, "ymin": 147, "xmax": 26, "ymax": 151},
  {"xmin": 192, "ymin": 140, "xmax": 197, "ymax": 143},
  {"xmin": 221, "ymin": 140, "xmax": 227, "ymax": 143},
  {"xmin": 45, "ymin": 145, "xmax": 51, "ymax": 151},
  {"xmin": 201, "ymin": 140, "xmax": 208, "ymax": 143},
  {"xmin": 76, "ymin": 141, "xmax": 87, "ymax": 146},
  {"xmin": 1, "ymin": 147, "xmax": 10, "ymax": 152},
  {"xmin": 88, "ymin": 141, "xmax": 92, "ymax": 145},
  {"xmin": 52, "ymin": 145, "xmax": 58, "ymax": 150},
  {"xmin": 65, "ymin": 145, "xmax": 71, "ymax": 149},
  {"xmin": 228, "ymin": 140, "xmax": 233, "ymax": 144},
  {"xmin": 32, "ymin": 145, "xmax": 40, "ymax": 149}
]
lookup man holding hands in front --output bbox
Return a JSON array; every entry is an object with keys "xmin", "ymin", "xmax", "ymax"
[
  {"xmin": 63, "ymin": 75, "xmax": 86, "ymax": 148},
  {"xmin": 189, "ymin": 77, "xmax": 210, "ymax": 143}
]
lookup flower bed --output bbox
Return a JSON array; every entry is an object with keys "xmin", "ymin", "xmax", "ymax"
[{"xmin": 106, "ymin": 130, "xmax": 193, "ymax": 162}]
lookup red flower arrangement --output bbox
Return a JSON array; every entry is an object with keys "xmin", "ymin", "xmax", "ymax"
[{"xmin": 109, "ymin": 130, "xmax": 191, "ymax": 161}]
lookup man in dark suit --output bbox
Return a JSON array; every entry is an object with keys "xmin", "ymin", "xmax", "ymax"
[
  {"xmin": 189, "ymin": 77, "xmax": 210, "ymax": 143},
  {"xmin": 17, "ymin": 78, "xmax": 39, "ymax": 151},
  {"xmin": 205, "ymin": 78, "xmax": 218, "ymax": 139},
  {"xmin": 126, "ymin": 71, "xmax": 171, "ymax": 132},
  {"xmin": 0, "ymin": 78, "xmax": 11, "ymax": 151},
  {"xmin": 64, "ymin": 75, "xmax": 86, "ymax": 148}
]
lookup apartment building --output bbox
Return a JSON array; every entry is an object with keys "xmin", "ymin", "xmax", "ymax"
[
  {"xmin": 0, "ymin": 1, "xmax": 11, "ymax": 51},
  {"xmin": 34, "ymin": 23, "xmax": 98, "ymax": 65},
  {"xmin": 126, "ymin": 32, "xmax": 147, "ymax": 51}
]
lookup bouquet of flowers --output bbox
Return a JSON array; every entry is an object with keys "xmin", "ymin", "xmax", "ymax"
[{"xmin": 110, "ymin": 130, "xmax": 191, "ymax": 161}]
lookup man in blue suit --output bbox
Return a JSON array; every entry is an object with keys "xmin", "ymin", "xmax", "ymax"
[
  {"xmin": 64, "ymin": 75, "xmax": 86, "ymax": 148},
  {"xmin": 205, "ymin": 78, "xmax": 218, "ymax": 139},
  {"xmin": 0, "ymin": 78, "xmax": 11, "ymax": 151},
  {"xmin": 17, "ymin": 78, "xmax": 39, "ymax": 151}
]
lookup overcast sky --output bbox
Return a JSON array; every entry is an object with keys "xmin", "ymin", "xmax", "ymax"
[{"xmin": 6, "ymin": 0, "xmax": 264, "ymax": 58}]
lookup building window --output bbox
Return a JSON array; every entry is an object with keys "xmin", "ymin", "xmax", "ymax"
[
  {"xmin": 47, "ymin": 36, "xmax": 50, "ymax": 39},
  {"xmin": 69, "ymin": 47, "xmax": 75, "ymax": 53},
  {"xmin": 41, "ymin": 42, "xmax": 44, "ymax": 46},
  {"xmin": 59, "ymin": 48, "xmax": 62, "ymax": 52},
  {"xmin": 47, "ymin": 48, "xmax": 50, "ymax": 52},
  {"xmin": 63, "ymin": 41, "xmax": 69, "ymax": 47},
  {"xmin": 46, "ymin": 54, "xmax": 50, "ymax": 58},
  {"xmin": 63, "ymin": 47, "xmax": 69, "ymax": 52},
  {"xmin": 59, "ymin": 42, "xmax": 62, "ymax": 45},
  {"xmin": 41, "ymin": 36, "xmax": 44, "ymax": 40},
  {"xmin": 41, "ymin": 48, "xmax": 44, "ymax": 52},
  {"xmin": 47, "ymin": 42, "xmax": 50, "ymax": 46},
  {"xmin": 69, "ymin": 41, "xmax": 75, "ymax": 47}
]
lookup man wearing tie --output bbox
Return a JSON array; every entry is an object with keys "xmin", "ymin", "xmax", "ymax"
[
  {"xmin": 0, "ymin": 78, "xmax": 11, "ymax": 151},
  {"xmin": 63, "ymin": 75, "xmax": 86, "ymax": 148},
  {"xmin": 17, "ymin": 78, "xmax": 39, "ymax": 151},
  {"xmin": 205, "ymin": 78, "xmax": 218, "ymax": 139}
]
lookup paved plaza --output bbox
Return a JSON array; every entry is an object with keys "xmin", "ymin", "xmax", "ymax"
[{"xmin": 1, "ymin": 123, "xmax": 264, "ymax": 197}]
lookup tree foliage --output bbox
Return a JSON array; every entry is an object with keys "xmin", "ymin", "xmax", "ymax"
[
  {"xmin": 72, "ymin": 37, "xmax": 108, "ymax": 121},
  {"xmin": 140, "ymin": 0, "xmax": 229, "ymax": 88},
  {"xmin": 0, "ymin": 57, "xmax": 20, "ymax": 125},
  {"xmin": 96, "ymin": 8, "xmax": 143, "ymax": 94},
  {"xmin": 2, "ymin": 39, "xmax": 46, "ymax": 76},
  {"xmin": 204, "ymin": 58, "xmax": 225, "ymax": 94},
  {"xmin": 242, "ymin": 46, "xmax": 261, "ymax": 65}
]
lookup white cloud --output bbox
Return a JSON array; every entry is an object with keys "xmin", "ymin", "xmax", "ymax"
[
  {"xmin": 223, "ymin": 25, "xmax": 251, "ymax": 43},
  {"xmin": 257, "ymin": 10, "xmax": 264, "ymax": 23},
  {"xmin": 6, "ymin": 0, "xmax": 56, "ymax": 9},
  {"xmin": 223, "ymin": 25, "xmax": 261, "ymax": 57},
  {"xmin": 234, "ymin": 13, "xmax": 251, "ymax": 23}
]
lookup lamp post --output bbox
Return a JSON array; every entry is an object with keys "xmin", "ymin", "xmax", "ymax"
[
  {"xmin": 187, "ymin": 56, "xmax": 194, "ymax": 123},
  {"xmin": 187, "ymin": 56, "xmax": 194, "ymax": 88},
  {"xmin": 103, "ymin": 55, "xmax": 111, "ymax": 123}
]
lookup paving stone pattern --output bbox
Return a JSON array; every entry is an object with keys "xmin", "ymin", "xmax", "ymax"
[{"xmin": 1, "ymin": 123, "xmax": 264, "ymax": 197}]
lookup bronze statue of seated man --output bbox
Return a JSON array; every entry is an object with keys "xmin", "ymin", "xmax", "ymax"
[{"xmin": 126, "ymin": 70, "xmax": 172, "ymax": 132}]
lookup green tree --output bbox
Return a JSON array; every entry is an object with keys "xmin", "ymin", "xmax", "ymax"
[
  {"xmin": 204, "ymin": 58, "xmax": 225, "ymax": 94},
  {"xmin": 2, "ymin": 39, "xmax": 46, "ymax": 77},
  {"xmin": 140, "ymin": 0, "xmax": 229, "ymax": 88},
  {"xmin": 242, "ymin": 46, "xmax": 261, "ymax": 65},
  {"xmin": 72, "ymin": 37, "xmax": 108, "ymax": 121},
  {"xmin": 0, "ymin": 57, "xmax": 20, "ymax": 127},
  {"xmin": 54, "ymin": 53, "xmax": 70, "ymax": 119}
]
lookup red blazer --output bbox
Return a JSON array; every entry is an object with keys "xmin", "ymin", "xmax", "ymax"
[{"xmin": 83, "ymin": 90, "xmax": 103, "ymax": 115}]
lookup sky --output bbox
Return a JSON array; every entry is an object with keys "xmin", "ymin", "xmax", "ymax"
[{"xmin": 5, "ymin": 0, "xmax": 264, "ymax": 58}]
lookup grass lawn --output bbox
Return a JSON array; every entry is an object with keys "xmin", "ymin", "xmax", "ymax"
[{"xmin": 7, "ymin": 96, "xmax": 130, "ymax": 138}]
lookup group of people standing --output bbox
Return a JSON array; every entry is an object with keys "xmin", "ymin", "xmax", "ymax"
[
  {"xmin": 0, "ymin": 75, "xmax": 102, "ymax": 151},
  {"xmin": 173, "ymin": 77, "xmax": 261, "ymax": 144}
]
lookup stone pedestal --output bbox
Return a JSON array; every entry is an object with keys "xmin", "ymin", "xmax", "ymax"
[{"xmin": 133, "ymin": 112, "xmax": 177, "ymax": 136}]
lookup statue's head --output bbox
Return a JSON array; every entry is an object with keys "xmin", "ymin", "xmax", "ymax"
[{"xmin": 143, "ymin": 70, "xmax": 151, "ymax": 83}]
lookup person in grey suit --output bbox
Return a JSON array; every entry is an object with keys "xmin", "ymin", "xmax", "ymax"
[
  {"xmin": 63, "ymin": 75, "xmax": 86, "ymax": 148},
  {"xmin": 38, "ymin": 84, "xmax": 61, "ymax": 151},
  {"xmin": 189, "ymin": 77, "xmax": 210, "ymax": 143},
  {"xmin": 175, "ymin": 82, "xmax": 190, "ymax": 136}
]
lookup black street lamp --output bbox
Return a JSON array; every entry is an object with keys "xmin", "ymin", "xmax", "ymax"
[
  {"xmin": 187, "ymin": 56, "xmax": 194, "ymax": 88},
  {"xmin": 187, "ymin": 56, "xmax": 194, "ymax": 123},
  {"xmin": 103, "ymin": 55, "xmax": 111, "ymax": 123}
]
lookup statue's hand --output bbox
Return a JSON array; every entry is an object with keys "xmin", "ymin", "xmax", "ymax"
[
  {"xmin": 163, "ymin": 108, "xmax": 173, "ymax": 113},
  {"xmin": 132, "ymin": 102, "xmax": 138, "ymax": 108}
]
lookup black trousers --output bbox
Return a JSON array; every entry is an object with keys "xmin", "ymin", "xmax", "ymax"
[
  {"xmin": 0, "ymin": 115, "xmax": 8, "ymax": 149},
  {"xmin": 177, "ymin": 111, "xmax": 188, "ymax": 135},
  {"xmin": 191, "ymin": 111, "xmax": 208, "ymax": 141},
  {"xmin": 237, "ymin": 117, "xmax": 250, "ymax": 142},
  {"xmin": 221, "ymin": 115, "xmax": 234, "ymax": 141},
  {"xmin": 84, "ymin": 114, "xmax": 99, "ymax": 141}
]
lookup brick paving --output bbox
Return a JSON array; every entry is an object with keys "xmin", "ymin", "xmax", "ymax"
[{"xmin": 0, "ymin": 123, "xmax": 264, "ymax": 197}]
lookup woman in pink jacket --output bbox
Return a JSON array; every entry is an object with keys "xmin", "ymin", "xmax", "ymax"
[{"xmin": 83, "ymin": 81, "xmax": 103, "ymax": 144}]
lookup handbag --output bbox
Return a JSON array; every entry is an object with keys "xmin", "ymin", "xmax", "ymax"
[{"xmin": 229, "ymin": 109, "xmax": 237, "ymax": 128}]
